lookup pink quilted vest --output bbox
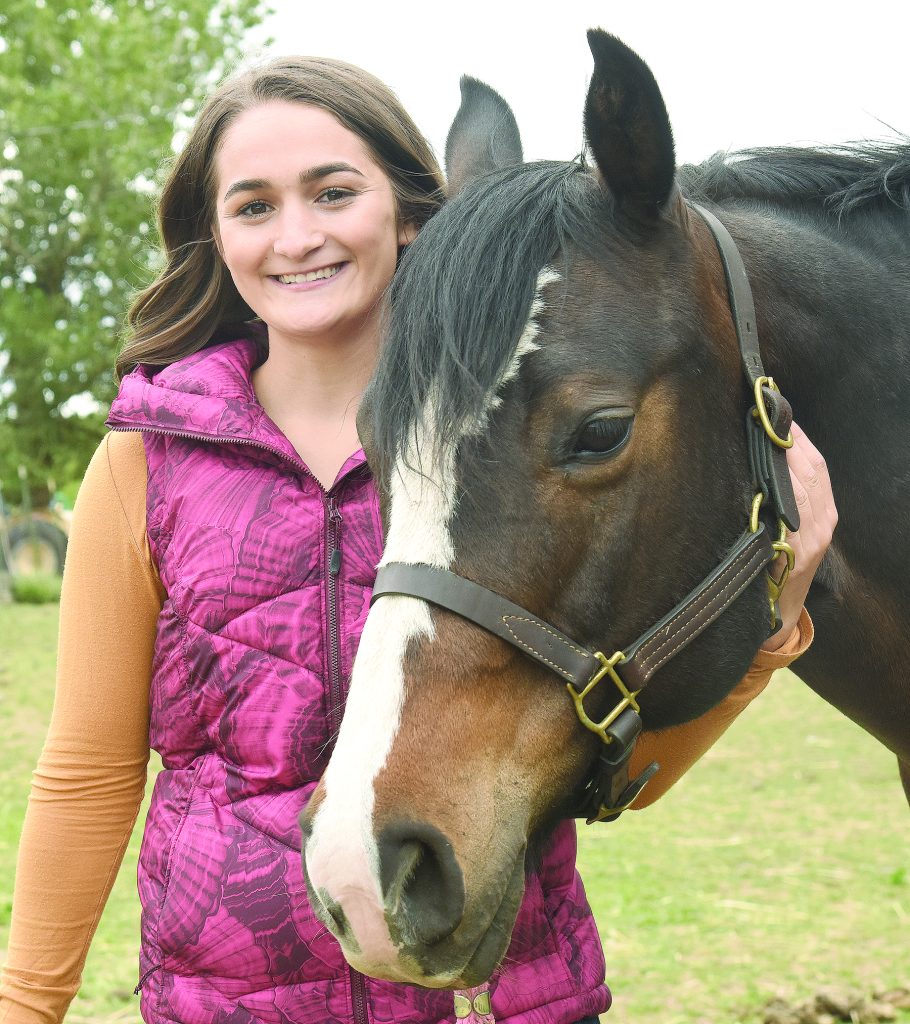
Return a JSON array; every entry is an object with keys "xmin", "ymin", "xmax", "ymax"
[{"xmin": 107, "ymin": 338, "xmax": 610, "ymax": 1024}]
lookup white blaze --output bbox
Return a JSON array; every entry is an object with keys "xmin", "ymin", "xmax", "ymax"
[{"xmin": 304, "ymin": 268, "xmax": 560, "ymax": 966}]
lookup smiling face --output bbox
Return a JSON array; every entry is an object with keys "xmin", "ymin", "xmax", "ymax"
[{"xmin": 213, "ymin": 100, "xmax": 412, "ymax": 348}]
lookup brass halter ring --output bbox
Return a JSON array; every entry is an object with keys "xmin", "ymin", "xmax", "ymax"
[
  {"xmin": 749, "ymin": 491, "xmax": 765, "ymax": 534},
  {"xmin": 753, "ymin": 376, "xmax": 794, "ymax": 448},
  {"xmin": 769, "ymin": 521, "xmax": 796, "ymax": 597}
]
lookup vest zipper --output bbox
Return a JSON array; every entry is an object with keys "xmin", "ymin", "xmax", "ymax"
[
  {"xmin": 117, "ymin": 423, "xmax": 367, "ymax": 1017},
  {"xmin": 350, "ymin": 965, "xmax": 368, "ymax": 1024},
  {"xmin": 325, "ymin": 495, "xmax": 344, "ymax": 738},
  {"xmin": 108, "ymin": 424, "xmax": 313, "ymax": 477}
]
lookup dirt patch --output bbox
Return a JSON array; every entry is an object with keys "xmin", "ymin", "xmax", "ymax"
[{"xmin": 762, "ymin": 988, "xmax": 910, "ymax": 1024}]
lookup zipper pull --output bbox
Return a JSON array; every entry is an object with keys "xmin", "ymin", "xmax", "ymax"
[
  {"xmin": 134, "ymin": 964, "xmax": 163, "ymax": 994},
  {"xmin": 327, "ymin": 497, "xmax": 343, "ymax": 576}
]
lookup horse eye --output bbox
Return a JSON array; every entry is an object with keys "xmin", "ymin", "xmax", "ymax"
[{"xmin": 573, "ymin": 415, "xmax": 633, "ymax": 457}]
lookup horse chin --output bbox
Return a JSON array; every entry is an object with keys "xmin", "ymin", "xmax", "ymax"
[{"xmin": 449, "ymin": 848, "xmax": 526, "ymax": 986}]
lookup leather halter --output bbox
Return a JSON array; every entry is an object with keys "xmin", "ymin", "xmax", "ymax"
[{"xmin": 370, "ymin": 203, "xmax": 799, "ymax": 824}]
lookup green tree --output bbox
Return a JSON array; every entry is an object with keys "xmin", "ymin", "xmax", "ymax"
[{"xmin": 0, "ymin": 0, "xmax": 270, "ymax": 505}]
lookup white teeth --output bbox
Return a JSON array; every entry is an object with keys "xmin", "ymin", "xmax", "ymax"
[{"xmin": 276, "ymin": 265, "xmax": 341, "ymax": 284}]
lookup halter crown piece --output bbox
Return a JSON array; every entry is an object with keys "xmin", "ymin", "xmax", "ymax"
[{"xmin": 374, "ymin": 204, "xmax": 800, "ymax": 1024}]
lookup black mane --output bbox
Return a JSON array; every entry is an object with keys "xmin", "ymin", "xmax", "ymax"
[
  {"xmin": 370, "ymin": 160, "xmax": 606, "ymax": 476},
  {"xmin": 678, "ymin": 141, "xmax": 910, "ymax": 214}
]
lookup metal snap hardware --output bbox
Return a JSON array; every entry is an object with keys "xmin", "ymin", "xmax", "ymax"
[
  {"xmin": 454, "ymin": 995, "xmax": 472, "ymax": 1019},
  {"xmin": 454, "ymin": 990, "xmax": 492, "ymax": 1019}
]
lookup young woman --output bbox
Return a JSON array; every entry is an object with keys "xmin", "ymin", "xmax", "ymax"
[{"xmin": 0, "ymin": 57, "xmax": 835, "ymax": 1024}]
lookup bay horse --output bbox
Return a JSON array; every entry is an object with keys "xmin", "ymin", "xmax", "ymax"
[{"xmin": 300, "ymin": 30, "xmax": 910, "ymax": 990}]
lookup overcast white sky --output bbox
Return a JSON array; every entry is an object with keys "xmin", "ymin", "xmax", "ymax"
[{"xmin": 249, "ymin": 1, "xmax": 906, "ymax": 168}]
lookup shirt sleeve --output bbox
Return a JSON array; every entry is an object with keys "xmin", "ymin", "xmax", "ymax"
[
  {"xmin": 628, "ymin": 607, "xmax": 814, "ymax": 810},
  {"xmin": 0, "ymin": 431, "xmax": 162, "ymax": 1024}
]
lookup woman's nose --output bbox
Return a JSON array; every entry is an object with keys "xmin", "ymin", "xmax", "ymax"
[{"xmin": 272, "ymin": 206, "xmax": 325, "ymax": 260}]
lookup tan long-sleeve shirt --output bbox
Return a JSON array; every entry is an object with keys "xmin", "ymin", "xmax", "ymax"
[{"xmin": 0, "ymin": 431, "xmax": 812, "ymax": 1024}]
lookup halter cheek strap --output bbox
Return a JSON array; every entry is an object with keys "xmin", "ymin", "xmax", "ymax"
[
  {"xmin": 372, "ymin": 527, "xmax": 773, "ymax": 698},
  {"xmin": 691, "ymin": 204, "xmax": 800, "ymax": 536}
]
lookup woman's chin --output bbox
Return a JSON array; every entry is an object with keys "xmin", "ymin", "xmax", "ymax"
[{"xmin": 260, "ymin": 308, "xmax": 380, "ymax": 349}]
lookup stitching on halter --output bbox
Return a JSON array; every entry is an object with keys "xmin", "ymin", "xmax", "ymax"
[
  {"xmin": 637, "ymin": 548, "xmax": 767, "ymax": 676},
  {"xmin": 501, "ymin": 615, "xmax": 588, "ymax": 678},
  {"xmin": 635, "ymin": 536, "xmax": 763, "ymax": 670}
]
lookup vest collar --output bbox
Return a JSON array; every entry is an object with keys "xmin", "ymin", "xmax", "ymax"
[{"xmin": 107, "ymin": 338, "xmax": 368, "ymax": 481}]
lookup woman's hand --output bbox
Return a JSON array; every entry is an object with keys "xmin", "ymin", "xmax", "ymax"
[{"xmin": 761, "ymin": 422, "xmax": 838, "ymax": 652}]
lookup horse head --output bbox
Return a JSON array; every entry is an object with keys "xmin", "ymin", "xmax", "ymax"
[{"xmin": 300, "ymin": 31, "xmax": 773, "ymax": 988}]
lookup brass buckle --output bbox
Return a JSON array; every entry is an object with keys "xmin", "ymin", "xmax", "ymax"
[
  {"xmin": 567, "ymin": 651, "xmax": 640, "ymax": 745},
  {"xmin": 752, "ymin": 376, "xmax": 794, "ymax": 449}
]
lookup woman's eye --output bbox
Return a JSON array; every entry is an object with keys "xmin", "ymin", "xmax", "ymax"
[
  {"xmin": 318, "ymin": 187, "xmax": 353, "ymax": 204},
  {"xmin": 572, "ymin": 415, "xmax": 633, "ymax": 458},
  {"xmin": 238, "ymin": 200, "xmax": 271, "ymax": 218}
]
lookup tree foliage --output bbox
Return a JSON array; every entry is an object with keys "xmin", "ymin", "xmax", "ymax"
[{"xmin": 0, "ymin": 0, "xmax": 269, "ymax": 504}]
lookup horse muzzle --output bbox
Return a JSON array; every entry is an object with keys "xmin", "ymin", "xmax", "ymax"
[{"xmin": 300, "ymin": 803, "xmax": 526, "ymax": 987}]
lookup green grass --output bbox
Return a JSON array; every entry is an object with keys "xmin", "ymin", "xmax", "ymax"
[
  {"xmin": 11, "ymin": 574, "xmax": 63, "ymax": 604},
  {"xmin": 0, "ymin": 604, "xmax": 158, "ymax": 1023},
  {"xmin": 1, "ymin": 603, "xmax": 908, "ymax": 1023},
  {"xmin": 579, "ymin": 675, "xmax": 910, "ymax": 1023}
]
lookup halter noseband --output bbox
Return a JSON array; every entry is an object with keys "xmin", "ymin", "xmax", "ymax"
[{"xmin": 370, "ymin": 204, "xmax": 800, "ymax": 825}]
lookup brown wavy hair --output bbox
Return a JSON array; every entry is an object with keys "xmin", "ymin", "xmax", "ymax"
[{"xmin": 118, "ymin": 57, "xmax": 445, "ymax": 379}]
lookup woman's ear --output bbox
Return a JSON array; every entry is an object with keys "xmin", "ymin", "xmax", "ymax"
[{"xmin": 397, "ymin": 220, "xmax": 418, "ymax": 247}]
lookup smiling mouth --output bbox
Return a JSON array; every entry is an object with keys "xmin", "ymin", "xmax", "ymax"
[{"xmin": 274, "ymin": 263, "xmax": 345, "ymax": 285}]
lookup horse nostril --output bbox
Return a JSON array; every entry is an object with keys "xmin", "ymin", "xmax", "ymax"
[{"xmin": 378, "ymin": 820, "xmax": 465, "ymax": 947}]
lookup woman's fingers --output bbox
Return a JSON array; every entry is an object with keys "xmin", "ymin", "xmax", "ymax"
[
  {"xmin": 760, "ymin": 421, "xmax": 837, "ymax": 651},
  {"xmin": 789, "ymin": 422, "xmax": 837, "ymax": 535}
]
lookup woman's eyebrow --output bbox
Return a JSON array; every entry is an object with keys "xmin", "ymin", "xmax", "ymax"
[
  {"xmin": 222, "ymin": 163, "xmax": 366, "ymax": 203},
  {"xmin": 301, "ymin": 162, "xmax": 366, "ymax": 184},
  {"xmin": 223, "ymin": 178, "xmax": 268, "ymax": 202}
]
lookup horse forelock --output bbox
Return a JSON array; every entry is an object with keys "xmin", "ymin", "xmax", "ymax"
[{"xmin": 379, "ymin": 264, "xmax": 560, "ymax": 575}]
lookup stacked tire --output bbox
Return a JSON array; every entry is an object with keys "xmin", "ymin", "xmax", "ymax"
[{"xmin": 1, "ymin": 518, "xmax": 68, "ymax": 576}]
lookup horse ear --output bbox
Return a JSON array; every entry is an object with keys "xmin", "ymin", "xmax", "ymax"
[
  {"xmin": 584, "ymin": 31, "xmax": 676, "ymax": 221},
  {"xmin": 445, "ymin": 76, "xmax": 524, "ymax": 197}
]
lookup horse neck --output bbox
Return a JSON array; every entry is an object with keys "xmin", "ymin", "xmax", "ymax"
[
  {"xmin": 724, "ymin": 202, "xmax": 909, "ymax": 442},
  {"xmin": 728, "ymin": 200, "xmax": 910, "ymax": 616}
]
